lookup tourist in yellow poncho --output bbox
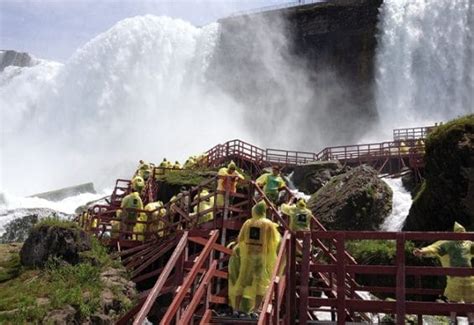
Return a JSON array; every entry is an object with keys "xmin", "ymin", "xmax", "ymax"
[
  {"xmin": 134, "ymin": 201, "xmax": 166, "ymax": 240},
  {"xmin": 116, "ymin": 192, "xmax": 143, "ymax": 238},
  {"xmin": 413, "ymin": 222, "xmax": 474, "ymax": 324},
  {"xmin": 281, "ymin": 198, "xmax": 312, "ymax": 232},
  {"xmin": 136, "ymin": 161, "xmax": 152, "ymax": 180},
  {"xmin": 232, "ymin": 201, "xmax": 281, "ymax": 317},
  {"xmin": 216, "ymin": 161, "xmax": 244, "ymax": 208},
  {"xmin": 131, "ymin": 175, "xmax": 145, "ymax": 194},
  {"xmin": 256, "ymin": 165, "xmax": 286, "ymax": 204},
  {"xmin": 192, "ymin": 189, "xmax": 214, "ymax": 224}
]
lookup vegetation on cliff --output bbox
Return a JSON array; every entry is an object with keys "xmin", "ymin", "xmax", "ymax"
[
  {"xmin": 0, "ymin": 217, "xmax": 135, "ymax": 324},
  {"xmin": 404, "ymin": 114, "xmax": 474, "ymax": 231}
]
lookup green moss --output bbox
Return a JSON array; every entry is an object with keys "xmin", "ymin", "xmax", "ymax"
[
  {"xmin": 0, "ymin": 253, "xmax": 21, "ymax": 283},
  {"xmin": 405, "ymin": 114, "xmax": 474, "ymax": 231},
  {"xmin": 35, "ymin": 215, "xmax": 78, "ymax": 230},
  {"xmin": 156, "ymin": 169, "xmax": 208, "ymax": 186}
]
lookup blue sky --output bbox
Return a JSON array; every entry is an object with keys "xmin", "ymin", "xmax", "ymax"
[{"xmin": 0, "ymin": 0, "xmax": 290, "ymax": 62}]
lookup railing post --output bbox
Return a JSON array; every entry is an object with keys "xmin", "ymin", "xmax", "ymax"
[
  {"xmin": 299, "ymin": 232, "xmax": 311, "ymax": 325},
  {"xmin": 286, "ymin": 233, "xmax": 296, "ymax": 325},
  {"xmin": 396, "ymin": 232, "xmax": 406, "ymax": 325},
  {"xmin": 336, "ymin": 232, "xmax": 346, "ymax": 325}
]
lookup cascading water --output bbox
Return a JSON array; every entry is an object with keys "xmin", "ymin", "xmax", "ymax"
[
  {"xmin": 375, "ymin": 0, "xmax": 473, "ymax": 136},
  {"xmin": 380, "ymin": 178, "xmax": 412, "ymax": 231},
  {"xmin": 1, "ymin": 16, "xmax": 249, "ymax": 196}
]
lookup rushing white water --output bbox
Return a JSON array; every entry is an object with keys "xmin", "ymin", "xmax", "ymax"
[
  {"xmin": 375, "ymin": 0, "xmax": 473, "ymax": 137},
  {"xmin": 380, "ymin": 177, "xmax": 412, "ymax": 231},
  {"xmin": 1, "ymin": 16, "xmax": 248, "ymax": 196},
  {"xmin": 0, "ymin": 190, "xmax": 110, "ymax": 235}
]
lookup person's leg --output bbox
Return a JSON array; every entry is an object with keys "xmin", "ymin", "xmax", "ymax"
[
  {"xmin": 467, "ymin": 312, "xmax": 474, "ymax": 324},
  {"xmin": 234, "ymin": 295, "xmax": 242, "ymax": 313},
  {"xmin": 254, "ymin": 295, "xmax": 263, "ymax": 311},
  {"xmin": 449, "ymin": 311, "xmax": 456, "ymax": 324}
]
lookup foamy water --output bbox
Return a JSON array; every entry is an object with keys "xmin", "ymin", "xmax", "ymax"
[
  {"xmin": 0, "ymin": 190, "xmax": 111, "ymax": 235},
  {"xmin": 380, "ymin": 177, "xmax": 412, "ymax": 231}
]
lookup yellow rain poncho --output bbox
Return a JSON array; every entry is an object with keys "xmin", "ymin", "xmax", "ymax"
[
  {"xmin": 134, "ymin": 201, "xmax": 166, "ymax": 240},
  {"xmin": 131, "ymin": 176, "xmax": 145, "ymax": 193},
  {"xmin": 183, "ymin": 157, "xmax": 196, "ymax": 169},
  {"xmin": 256, "ymin": 172, "xmax": 286, "ymax": 203},
  {"xmin": 228, "ymin": 243, "xmax": 255, "ymax": 313},
  {"xmin": 192, "ymin": 189, "xmax": 214, "ymax": 224},
  {"xmin": 173, "ymin": 161, "xmax": 182, "ymax": 169},
  {"xmin": 216, "ymin": 162, "xmax": 244, "ymax": 207},
  {"xmin": 234, "ymin": 201, "xmax": 281, "ymax": 308},
  {"xmin": 418, "ymin": 222, "xmax": 474, "ymax": 302},
  {"xmin": 137, "ymin": 162, "xmax": 151, "ymax": 180},
  {"xmin": 400, "ymin": 141, "xmax": 409, "ymax": 154},
  {"xmin": 281, "ymin": 199, "xmax": 312, "ymax": 232},
  {"xmin": 116, "ymin": 192, "xmax": 143, "ymax": 235}
]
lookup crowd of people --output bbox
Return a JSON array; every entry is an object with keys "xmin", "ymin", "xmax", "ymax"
[{"xmin": 79, "ymin": 158, "xmax": 473, "ymax": 323}]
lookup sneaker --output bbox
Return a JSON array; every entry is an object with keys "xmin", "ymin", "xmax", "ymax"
[{"xmin": 249, "ymin": 311, "xmax": 259, "ymax": 319}]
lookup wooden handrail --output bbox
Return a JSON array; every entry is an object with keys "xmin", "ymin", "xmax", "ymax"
[
  {"xmin": 258, "ymin": 231, "xmax": 290, "ymax": 325},
  {"xmin": 179, "ymin": 260, "xmax": 218, "ymax": 324},
  {"xmin": 133, "ymin": 231, "xmax": 189, "ymax": 325},
  {"xmin": 160, "ymin": 230, "xmax": 219, "ymax": 324}
]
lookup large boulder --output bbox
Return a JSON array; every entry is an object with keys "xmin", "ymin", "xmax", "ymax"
[
  {"xmin": 308, "ymin": 165, "xmax": 392, "ymax": 230},
  {"xmin": 20, "ymin": 223, "xmax": 91, "ymax": 267},
  {"xmin": 292, "ymin": 160, "xmax": 345, "ymax": 194},
  {"xmin": 404, "ymin": 115, "xmax": 474, "ymax": 231}
]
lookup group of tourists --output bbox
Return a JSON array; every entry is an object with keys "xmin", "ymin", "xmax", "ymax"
[{"xmin": 80, "ymin": 157, "xmax": 473, "ymax": 323}]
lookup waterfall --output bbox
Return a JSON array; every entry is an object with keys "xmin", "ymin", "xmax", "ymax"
[
  {"xmin": 380, "ymin": 178, "xmax": 412, "ymax": 231},
  {"xmin": 0, "ymin": 16, "xmax": 249, "ymax": 196},
  {"xmin": 375, "ymin": 0, "xmax": 473, "ymax": 135}
]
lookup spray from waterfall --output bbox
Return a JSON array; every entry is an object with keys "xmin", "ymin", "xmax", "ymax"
[
  {"xmin": 375, "ymin": 0, "xmax": 473, "ymax": 137},
  {"xmin": 1, "ymin": 16, "xmax": 249, "ymax": 196}
]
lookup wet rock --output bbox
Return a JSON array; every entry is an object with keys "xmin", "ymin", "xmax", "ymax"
[
  {"xmin": 308, "ymin": 165, "xmax": 392, "ymax": 230},
  {"xmin": 90, "ymin": 313, "xmax": 112, "ymax": 325},
  {"xmin": 43, "ymin": 305, "xmax": 77, "ymax": 324},
  {"xmin": 20, "ymin": 224, "xmax": 91, "ymax": 267},
  {"xmin": 292, "ymin": 160, "xmax": 344, "ymax": 194},
  {"xmin": 0, "ymin": 50, "xmax": 37, "ymax": 71}
]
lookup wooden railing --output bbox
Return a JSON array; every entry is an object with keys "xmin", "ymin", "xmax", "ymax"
[
  {"xmin": 160, "ymin": 230, "xmax": 223, "ymax": 324},
  {"xmin": 295, "ymin": 231, "xmax": 474, "ymax": 325},
  {"xmin": 133, "ymin": 231, "xmax": 189, "ymax": 324},
  {"xmin": 317, "ymin": 140, "xmax": 425, "ymax": 162},
  {"xmin": 205, "ymin": 137, "xmax": 427, "ymax": 174},
  {"xmin": 258, "ymin": 231, "xmax": 291, "ymax": 325},
  {"xmin": 393, "ymin": 126, "xmax": 435, "ymax": 141}
]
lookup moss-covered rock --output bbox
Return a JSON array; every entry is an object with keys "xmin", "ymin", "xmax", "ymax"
[
  {"xmin": 154, "ymin": 169, "xmax": 216, "ymax": 203},
  {"xmin": 404, "ymin": 114, "xmax": 474, "ymax": 231},
  {"xmin": 20, "ymin": 218, "xmax": 91, "ymax": 267},
  {"xmin": 308, "ymin": 165, "xmax": 392, "ymax": 230}
]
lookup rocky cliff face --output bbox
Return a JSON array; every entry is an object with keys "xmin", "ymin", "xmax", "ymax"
[
  {"xmin": 404, "ymin": 115, "xmax": 474, "ymax": 231},
  {"xmin": 209, "ymin": 0, "xmax": 383, "ymax": 148},
  {"xmin": 0, "ymin": 50, "xmax": 38, "ymax": 71}
]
